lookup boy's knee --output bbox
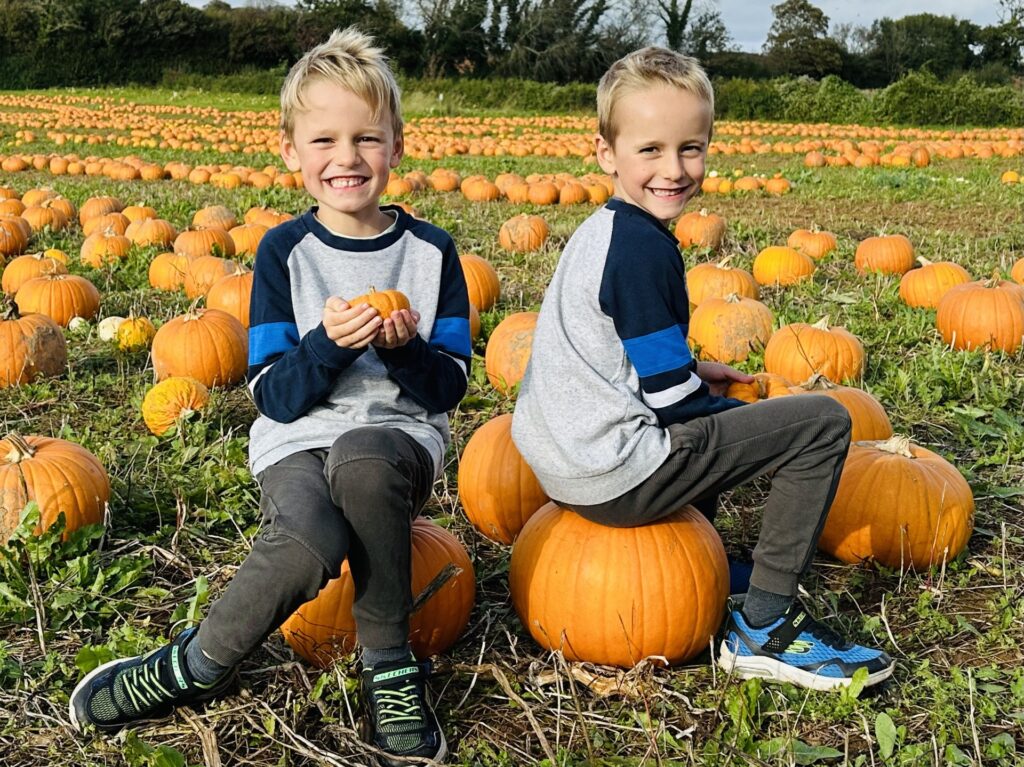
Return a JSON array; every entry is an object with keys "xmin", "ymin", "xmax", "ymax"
[
  {"xmin": 327, "ymin": 427, "xmax": 404, "ymax": 470},
  {"xmin": 811, "ymin": 397, "xmax": 852, "ymax": 444}
]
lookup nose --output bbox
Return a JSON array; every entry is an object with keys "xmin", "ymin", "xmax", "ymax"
[
  {"xmin": 660, "ymin": 152, "xmax": 687, "ymax": 181},
  {"xmin": 331, "ymin": 141, "xmax": 359, "ymax": 168}
]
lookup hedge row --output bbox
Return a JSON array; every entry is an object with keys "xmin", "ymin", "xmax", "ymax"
[{"xmin": 158, "ymin": 69, "xmax": 1024, "ymax": 127}]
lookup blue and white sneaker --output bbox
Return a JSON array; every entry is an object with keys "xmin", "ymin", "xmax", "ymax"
[{"xmin": 718, "ymin": 600, "xmax": 895, "ymax": 691}]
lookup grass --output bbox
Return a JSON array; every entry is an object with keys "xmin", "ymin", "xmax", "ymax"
[{"xmin": 0, "ymin": 92, "xmax": 1023, "ymax": 766}]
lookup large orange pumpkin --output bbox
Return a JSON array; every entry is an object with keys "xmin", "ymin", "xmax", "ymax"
[
  {"xmin": 687, "ymin": 294, "xmax": 773, "ymax": 364},
  {"xmin": 460, "ymin": 253, "xmax": 500, "ymax": 311},
  {"xmin": 820, "ymin": 436, "xmax": 974, "ymax": 569},
  {"xmin": 786, "ymin": 228, "xmax": 837, "ymax": 260},
  {"xmin": 498, "ymin": 215, "xmax": 549, "ymax": 253},
  {"xmin": 854, "ymin": 235, "xmax": 915, "ymax": 276},
  {"xmin": 787, "ymin": 375, "xmax": 892, "ymax": 442},
  {"xmin": 752, "ymin": 246, "xmax": 815, "ymax": 286},
  {"xmin": 935, "ymin": 274, "xmax": 1024, "ymax": 354},
  {"xmin": 674, "ymin": 209, "xmax": 726, "ymax": 250},
  {"xmin": 1, "ymin": 252, "xmax": 68, "ymax": 295},
  {"xmin": 206, "ymin": 266, "xmax": 254, "ymax": 329},
  {"xmin": 898, "ymin": 258, "xmax": 971, "ymax": 308},
  {"xmin": 764, "ymin": 318, "xmax": 865, "ymax": 384},
  {"xmin": 0, "ymin": 298, "xmax": 66, "ymax": 388},
  {"xmin": 14, "ymin": 274, "xmax": 101, "ymax": 327},
  {"xmin": 458, "ymin": 414, "xmax": 549, "ymax": 545},
  {"xmin": 0, "ymin": 434, "xmax": 110, "ymax": 543},
  {"xmin": 686, "ymin": 257, "xmax": 758, "ymax": 304},
  {"xmin": 151, "ymin": 308, "xmax": 248, "ymax": 388},
  {"xmin": 509, "ymin": 502, "xmax": 729, "ymax": 667},
  {"xmin": 280, "ymin": 518, "xmax": 475, "ymax": 665},
  {"xmin": 484, "ymin": 311, "xmax": 538, "ymax": 394}
]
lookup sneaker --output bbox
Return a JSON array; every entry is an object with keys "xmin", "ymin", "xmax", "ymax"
[
  {"xmin": 68, "ymin": 627, "xmax": 235, "ymax": 733},
  {"xmin": 362, "ymin": 658, "xmax": 446, "ymax": 766},
  {"xmin": 717, "ymin": 599, "xmax": 895, "ymax": 691}
]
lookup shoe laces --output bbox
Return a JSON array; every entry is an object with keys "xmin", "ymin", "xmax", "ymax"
[
  {"xmin": 374, "ymin": 682, "xmax": 425, "ymax": 729},
  {"xmin": 794, "ymin": 608, "xmax": 851, "ymax": 650},
  {"xmin": 118, "ymin": 653, "xmax": 176, "ymax": 714}
]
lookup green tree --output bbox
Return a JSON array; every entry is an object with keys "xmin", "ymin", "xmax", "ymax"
[
  {"xmin": 861, "ymin": 14, "xmax": 978, "ymax": 81},
  {"xmin": 681, "ymin": 3, "xmax": 731, "ymax": 60},
  {"xmin": 658, "ymin": 0, "xmax": 692, "ymax": 51},
  {"xmin": 416, "ymin": 0, "xmax": 493, "ymax": 77},
  {"xmin": 762, "ymin": 0, "xmax": 842, "ymax": 77}
]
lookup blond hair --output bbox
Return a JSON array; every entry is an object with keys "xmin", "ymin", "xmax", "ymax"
[
  {"xmin": 280, "ymin": 27, "xmax": 403, "ymax": 138},
  {"xmin": 597, "ymin": 47, "xmax": 714, "ymax": 144}
]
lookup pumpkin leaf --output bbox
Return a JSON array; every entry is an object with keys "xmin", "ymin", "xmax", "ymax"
[{"xmin": 875, "ymin": 712, "xmax": 897, "ymax": 758}]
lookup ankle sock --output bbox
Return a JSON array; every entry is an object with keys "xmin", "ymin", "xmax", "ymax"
[
  {"xmin": 742, "ymin": 585, "xmax": 793, "ymax": 628},
  {"xmin": 184, "ymin": 632, "xmax": 231, "ymax": 684},
  {"xmin": 362, "ymin": 642, "xmax": 414, "ymax": 669}
]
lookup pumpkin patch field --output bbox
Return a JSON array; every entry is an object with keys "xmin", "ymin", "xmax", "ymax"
[{"xmin": 1, "ymin": 89, "xmax": 1023, "ymax": 766}]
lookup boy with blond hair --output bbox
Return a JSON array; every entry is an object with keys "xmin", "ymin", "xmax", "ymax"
[
  {"xmin": 512, "ymin": 47, "xmax": 894, "ymax": 691},
  {"xmin": 70, "ymin": 27, "xmax": 469, "ymax": 764}
]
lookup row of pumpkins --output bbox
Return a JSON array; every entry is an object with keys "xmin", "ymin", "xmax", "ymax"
[{"xmin": 1, "ymin": 200, "xmax": 988, "ymax": 672}]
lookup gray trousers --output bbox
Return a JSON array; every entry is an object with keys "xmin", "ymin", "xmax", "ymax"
[
  {"xmin": 196, "ymin": 427, "xmax": 435, "ymax": 667},
  {"xmin": 560, "ymin": 396, "xmax": 852, "ymax": 597}
]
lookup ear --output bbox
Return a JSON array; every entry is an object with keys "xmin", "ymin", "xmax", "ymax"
[
  {"xmin": 389, "ymin": 129, "xmax": 404, "ymax": 169},
  {"xmin": 280, "ymin": 131, "xmax": 301, "ymax": 172},
  {"xmin": 595, "ymin": 133, "xmax": 617, "ymax": 176}
]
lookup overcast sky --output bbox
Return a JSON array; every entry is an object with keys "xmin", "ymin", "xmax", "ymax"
[
  {"xmin": 718, "ymin": 0, "xmax": 1004, "ymax": 52},
  {"xmin": 186, "ymin": 0, "xmax": 1007, "ymax": 53}
]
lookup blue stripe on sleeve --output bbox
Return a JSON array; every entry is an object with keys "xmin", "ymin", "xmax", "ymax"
[
  {"xmin": 621, "ymin": 324, "xmax": 693, "ymax": 376},
  {"xmin": 429, "ymin": 317, "xmax": 472, "ymax": 358},
  {"xmin": 249, "ymin": 321, "xmax": 300, "ymax": 366}
]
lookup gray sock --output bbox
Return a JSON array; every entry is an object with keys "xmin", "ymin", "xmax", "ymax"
[
  {"xmin": 362, "ymin": 642, "xmax": 414, "ymax": 669},
  {"xmin": 184, "ymin": 632, "xmax": 232, "ymax": 684},
  {"xmin": 742, "ymin": 585, "xmax": 793, "ymax": 628}
]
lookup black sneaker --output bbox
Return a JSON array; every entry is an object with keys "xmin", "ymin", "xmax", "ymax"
[
  {"xmin": 68, "ymin": 627, "xmax": 235, "ymax": 733},
  {"xmin": 718, "ymin": 599, "xmax": 895, "ymax": 691},
  {"xmin": 362, "ymin": 658, "xmax": 446, "ymax": 766}
]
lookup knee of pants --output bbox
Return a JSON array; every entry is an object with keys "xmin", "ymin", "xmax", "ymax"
[
  {"xmin": 259, "ymin": 496, "xmax": 349, "ymax": 574},
  {"xmin": 326, "ymin": 427, "xmax": 407, "ymax": 473},
  {"xmin": 809, "ymin": 397, "xmax": 852, "ymax": 446}
]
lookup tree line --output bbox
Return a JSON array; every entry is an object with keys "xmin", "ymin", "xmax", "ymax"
[{"xmin": 0, "ymin": 0, "xmax": 1021, "ymax": 89}]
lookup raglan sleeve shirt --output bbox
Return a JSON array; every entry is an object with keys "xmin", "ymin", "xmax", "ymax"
[
  {"xmin": 598, "ymin": 213, "xmax": 744, "ymax": 426},
  {"xmin": 374, "ymin": 235, "xmax": 471, "ymax": 413},
  {"xmin": 246, "ymin": 227, "xmax": 366, "ymax": 424}
]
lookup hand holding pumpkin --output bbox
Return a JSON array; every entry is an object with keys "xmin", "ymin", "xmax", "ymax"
[
  {"xmin": 372, "ymin": 308, "xmax": 421, "ymax": 350},
  {"xmin": 322, "ymin": 295, "xmax": 382, "ymax": 349},
  {"xmin": 696, "ymin": 360, "xmax": 754, "ymax": 396}
]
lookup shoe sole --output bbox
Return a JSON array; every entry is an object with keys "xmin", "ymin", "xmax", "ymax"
[
  {"xmin": 717, "ymin": 642, "xmax": 895, "ymax": 691},
  {"xmin": 375, "ymin": 731, "xmax": 447, "ymax": 767},
  {"xmin": 68, "ymin": 656, "xmax": 235, "ymax": 734}
]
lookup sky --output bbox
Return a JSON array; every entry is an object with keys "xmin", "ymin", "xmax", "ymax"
[
  {"xmin": 718, "ymin": 0, "xmax": 1004, "ymax": 52},
  {"xmin": 186, "ymin": 0, "xmax": 1007, "ymax": 53}
]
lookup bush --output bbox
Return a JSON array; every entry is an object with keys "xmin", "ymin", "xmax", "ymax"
[
  {"xmin": 161, "ymin": 67, "xmax": 288, "ymax": 95},
  {"xmin": 872, "ymin": 70, "xmax": 1024, "ymax": 127},
  {"xmin": 400, "ymin": 77, "xmax": 596, "ymax": 113},
  {"xmin": 712, "ymin": 78, "xmax": 784, "ymax": 121}
]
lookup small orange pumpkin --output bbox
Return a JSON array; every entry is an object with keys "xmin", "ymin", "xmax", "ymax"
[
  {"xmin": 348, "ymin": 287, "xmax": 411, "ymax": 316},
  {"xmin": 142, "ymin": 377, "xmax": 210, "ymax": 436},
  {"xmin": 484, "ymin": 311, "xmax": 538, "ymax": 394}
]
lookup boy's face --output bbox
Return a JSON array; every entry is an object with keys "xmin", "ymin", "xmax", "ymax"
[
  {"xmin": 595, "ymin": 84, "xmax": 712, "ymax": 226},
  {"xmin": 280, "ymin": 78, "xmax": 403, "ymax": 235}
]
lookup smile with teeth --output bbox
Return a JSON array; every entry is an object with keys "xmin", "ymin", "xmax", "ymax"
[
  {"xmin": 648, "ymin": 186, "xmax": 686, "ymax": 197},
  {"xmin": 327, "ymin": 176, "xmax": 367, "ymax": 189}
]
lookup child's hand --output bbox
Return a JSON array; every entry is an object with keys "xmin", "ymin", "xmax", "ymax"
[
  {"xmin": 372, "ymin": 309, "xmax": 421, "ymax": 350},
  {"xmin": 323, "ymin": 296, "xmax": 382, "ymax": 349},
  {"xmin": 696, "ymin": 361, "xmax": 755, "ymax": 396}
]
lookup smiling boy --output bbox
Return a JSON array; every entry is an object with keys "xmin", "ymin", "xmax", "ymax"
[
  {"xmin": 512, "ymin": 47, "xmax": 894, "ymax": 691},
  {"xmin": 70, "ymin": 27, "xmax": 470, "ymax": 765}
]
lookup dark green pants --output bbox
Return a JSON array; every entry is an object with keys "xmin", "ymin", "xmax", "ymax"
[
  {"xmin": 561, "ymin": 396, "xmax": 852, "ymax": 597},
  {"xmin": 196, "ymin": 427, "xmax": 434, "ymax": 667}
]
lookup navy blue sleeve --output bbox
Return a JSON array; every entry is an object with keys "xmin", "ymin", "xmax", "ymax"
[
  {"xmin": 375, "ymin": 237, "xmax": 471, "ymax": 413},
  {"xmin": 247, "ymin": 227, "xmax": 364, "ymax": 423},
  {"xmin": 598, "ymin": 218, "xmax": 742, "ymax": 426}
]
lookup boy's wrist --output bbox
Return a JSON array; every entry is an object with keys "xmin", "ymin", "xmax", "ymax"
[{"xmin": 307, "ymin": 323, "xmax": 366, "ymax": 367}]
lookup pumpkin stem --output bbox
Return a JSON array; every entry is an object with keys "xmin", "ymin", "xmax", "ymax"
[
  {"xmin": 875, "ymin": 434, "xmax": 914, "ymax": 458},
  {"xmin": 4, "ymin": 433, "xmax": 36, "ymax": 463},
  {"xmin": 985, "ymin": 270, "xmax": 1003, "ymax": 287},
  {"xmin": 1, "ymin": 294, "xmax": 20, "ymax": 321},
  {"xmin": 799, "ymin": 373, "xmax": 836, "ymax": 390},
  {"xmin": 699, "ymin": 208, "xmax": 710, "ymax": 217},
  {"xmin": 916, "ymin": 256, "xmax": 932, "ymax": 267},
  {"xmin": 724, "ymin": 292, "xmax": 741, "ymax": 304},
  {"xmin": 715, "ymin": 255, "xmax": 734, "ymax": 269},
  {"xmin": 186, "ymin": 295, "xmax": 204, "ymax": 318},
  {"xmin": 811, "ymin": 316, "xmax": 830, "ymax": 330}
]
